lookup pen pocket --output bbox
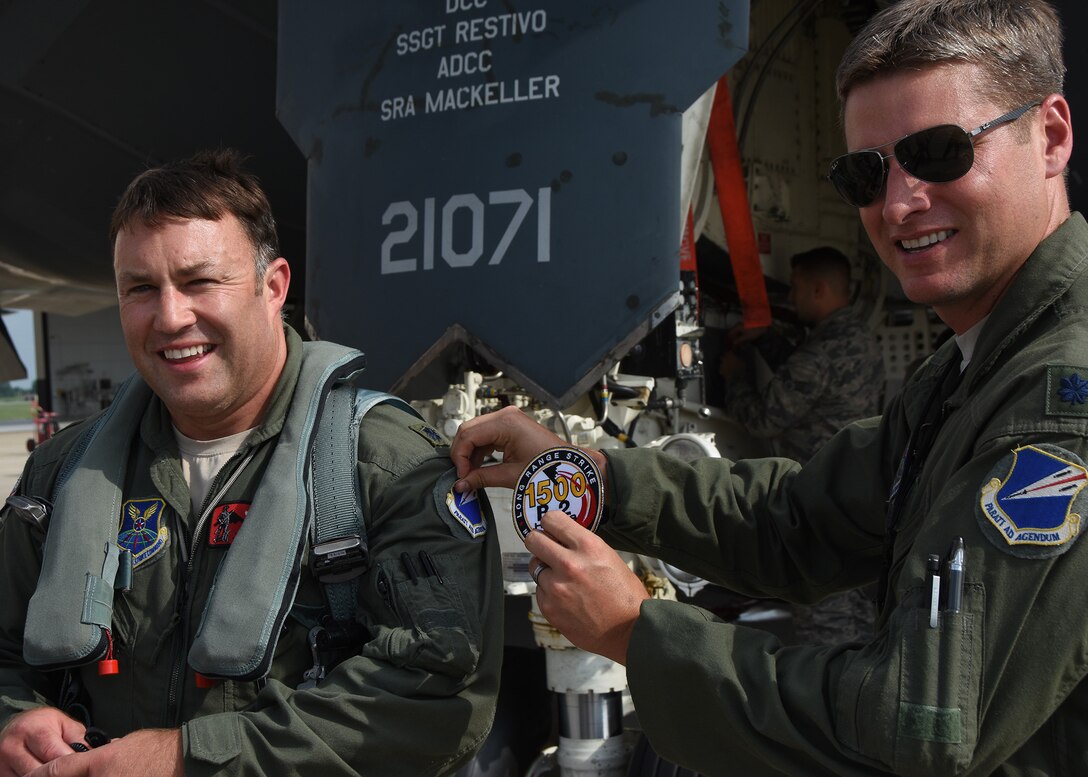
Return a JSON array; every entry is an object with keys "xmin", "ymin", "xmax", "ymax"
[
  {"xmin": 894, "ymin": 582, "xmax": 984, "ymax": 772},
  {"xmin": 835, "ymin": 583, "xmax": 984, "ymax": 775},
  {"xmin": 362, "ymin": 556, "xmax": 480, "ymax": 680}
]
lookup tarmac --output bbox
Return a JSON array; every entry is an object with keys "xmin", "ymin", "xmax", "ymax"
[{"xmin": 1, "ymin": 424, "xmax": 34, "ymax": 496}]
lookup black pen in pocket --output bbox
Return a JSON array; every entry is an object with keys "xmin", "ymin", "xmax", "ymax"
[{"xmin": 946, "ymin": 537, "xmax": 965, "ymax": 614}]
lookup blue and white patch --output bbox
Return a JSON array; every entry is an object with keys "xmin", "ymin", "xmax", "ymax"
[
  {"xmin": 976, "ymin": 444, "xmax": 1087, "ymax": 558},
  {"xmin": 118, "ymin": 497, "xmax": 170, "ymax": 567},
  {"xmin": 447, "ymin": 489, "xmax": 486, "ymax": 538},
  {"xmin": 432, "ymin": 468, "xmax": 487, "ymax": 540}
]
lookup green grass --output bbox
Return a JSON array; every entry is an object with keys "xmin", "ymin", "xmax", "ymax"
[{"xmin": 0, "ymin": 398, "xmax": 33, "ymax": 423}]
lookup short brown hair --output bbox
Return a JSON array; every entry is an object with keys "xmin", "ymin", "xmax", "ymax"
[
  {"xmin": 110, "ymin": 148, "xmax": 280, "ymax": 282},
  {"xmin": 836, "ymin": 0, "xmax": 1064, "ymax": 112},
  {"xmin": 791, "ymin": 246, "xmax": 851, "ymax": 298}
]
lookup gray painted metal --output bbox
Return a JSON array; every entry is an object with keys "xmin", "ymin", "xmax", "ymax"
[
  {"xmin": 0, "ymin": 0, "xmax": 304, "ymax": 316},
  {"xmin": 278, "ymin": 0, "xmax": 749, "ymax": 407},
  {"xmin": 0, "ymin": 317, "xmax": 27, "ymax": 383}
]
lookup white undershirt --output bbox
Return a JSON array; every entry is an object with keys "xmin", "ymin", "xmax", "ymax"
[
  {"xmin": 953, "ymin": 315, "xmax": 989, "ymax": 372},
  {"xmin": 174, "ymin": 427, "xmax": 253, "ymax": 514}
]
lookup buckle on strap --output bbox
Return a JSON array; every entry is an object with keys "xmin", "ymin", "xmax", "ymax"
[
  {"xmin": 311, "ymin": 535, "xmax": 368, "ymax": 582},
  {"xmin": 5, "ymin": 495, "xmax": 51, "ymax": 532}
]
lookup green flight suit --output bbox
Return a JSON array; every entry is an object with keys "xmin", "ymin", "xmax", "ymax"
[
  {"xmin": 0, "ymin": 328, "xmax": 503, "ymax": 776},
  {"xmin": 600, "ymin": 214, "xmax": 1088, "ymax": 776}
]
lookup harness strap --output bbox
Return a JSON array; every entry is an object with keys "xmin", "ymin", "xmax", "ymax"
[
  {"xmin": 189, "ymin": 342, "xmax": 366, "ymax": 680},
  {"xmin": 311, "ymin": 388, "xmax": 419, "ymax": 623},
  {"xmin": 23, "ymin": 339, "xmax": 425, "ymax": 682},
  {"xmin": 23, "ymin": 375, "xmax": 149, "ymax": 669}
]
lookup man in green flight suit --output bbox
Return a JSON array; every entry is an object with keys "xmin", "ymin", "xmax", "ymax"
[
  {"xmin": 451, "ymin": 0, "xmax": 1088, "ymax": 774},
  {"xmin": 0, "ymin": 150, "xmax": 502, "ymax": 776}
]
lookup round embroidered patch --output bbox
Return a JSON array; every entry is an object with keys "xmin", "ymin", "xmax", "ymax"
[
  {"xmin": 512, "ymin": 447, "xmax": 602, "ymax": 539},
  {"xmin": 975, "ymin": 444, "xmax": 1087, "ymax": 559}
]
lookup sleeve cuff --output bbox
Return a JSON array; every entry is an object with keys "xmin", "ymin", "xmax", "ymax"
[{"xmin": 183, "ymin": 712, "xmax": 242, "ymax": 770}]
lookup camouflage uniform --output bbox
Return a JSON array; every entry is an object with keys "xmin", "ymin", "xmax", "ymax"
[
  {"xmin": 723, "ymin": 306, "xmax": 884, "ymax": 645},
  {"xmin": 722, "ymin": 306, "xmax": 885, "ymax": 464}
]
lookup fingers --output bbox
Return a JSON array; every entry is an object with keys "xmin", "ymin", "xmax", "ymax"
[
  {"xmin": 523, "ymin": 533, "xmax": 557, "ymax": 572},
  {"xmin": 450, "ymin": 406, "xmax": 522, "ymax": 474},
  {"xmin": 450, "ymin": 406, "xmax": 569, "ymax": 491},
  {"xmin": 0, "ymin": 708, "xmax": 87, "ymax": 776},
  {"xmin": 449, "ymin": 415, "xmax": 491, "ymax": 479},
  {"xmin": 453, "ymin": 460, "xmax": 521, "ymax": 494},
  {"xmin": 528, "ymin": 556, "xmax": 548, "ymax": 585},
  {"xmin": 523, "ymin": 511, "xmax": 603, "ymax": 588},
  {"xmin": 24, "ymin": 729, "xmax": 81, "ymax": 767},
  {"xmin": 535, "ymin": 510, "xmax": 592, "ymax": 549},
  {"xmin": 0, "ymin": 750, "xmax": 42, "ymax": 777},
  {"xmin": 450, "ymin": 438, "xmax": 495, "ymax": 481},
  {"xmin": 523, "ymin": 512, "xmax": 574, "ymax": 561},
  {"xmin": 524, "ymin": 515, "xmax": 648, "ymax": 665}
]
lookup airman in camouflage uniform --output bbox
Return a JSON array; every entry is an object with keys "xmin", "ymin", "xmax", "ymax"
[
  {"xmin": 721, "ymin": 246, "xmax": 884, "ymax": 644},
  {"xmin": 721, "ymin": 247, "xmax": 885, "ymax": 465}
]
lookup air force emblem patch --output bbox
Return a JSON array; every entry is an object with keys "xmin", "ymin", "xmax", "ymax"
[
  {"xmin": 447, "ymin": 489, "xmax": 486, "ymax": 538},
  {"xmin": 433, "ymin": 468, "xmax": 487, "ymax": 540},
  {"xmin": 118, "ymin": 498, "xmax": 169, "ymax": 567},
  {"xmin": 977, "ymin": 444, "xmax": 1087, "ymax": 558}
]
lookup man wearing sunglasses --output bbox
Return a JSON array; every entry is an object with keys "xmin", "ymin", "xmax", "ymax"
[{"xmin": 452, "ymin": 0, "xmax": 1088, "ymax": 774}]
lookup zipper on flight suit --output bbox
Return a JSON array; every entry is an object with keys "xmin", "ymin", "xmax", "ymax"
[
  {"xmin": 879, "ymin": 357, "xmax": 962, "ymax": 610},
  {"xmin": 166, "ymin": 447, "xmax": 258, "ymax": 724},
  {"xmin": 377, "ymin": 570, "xmax": 398, "ymax": 620}
]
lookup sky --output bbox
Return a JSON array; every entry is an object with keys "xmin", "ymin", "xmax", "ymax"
[{"xmin": 3, "ymin": 309, "xmax": 36, "ymax": 388}]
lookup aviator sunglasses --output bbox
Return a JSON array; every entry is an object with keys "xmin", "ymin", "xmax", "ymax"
[{"xmin": 828, "ymin": 101, "xmax": 1041, "ymax": 207}]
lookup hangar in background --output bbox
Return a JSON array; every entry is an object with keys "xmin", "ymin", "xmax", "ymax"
[{"xmin": 0, "ymin": 0, "xmax": 307, "ymax": 414}]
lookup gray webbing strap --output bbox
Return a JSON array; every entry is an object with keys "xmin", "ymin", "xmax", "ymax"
[
  {"xmin": 311, "ymin": 388, "xmax": 419, "ymax": 622},
  {"xmin": 311, "ymin": 385, "xmax": 366, "ymax": 622},
  {"xmin": 188, "ymin": 341, "xmax": 366, "ymax": 680},
  {"xmin": 23, "ymin": 375, "xmax": 151, "ymax": 668}
]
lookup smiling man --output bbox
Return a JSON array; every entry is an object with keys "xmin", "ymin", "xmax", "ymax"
[
  {"xmin": 0, "ymin": 150, "xmax": 501, "ymax": 777},
  {"xmin": 114, "ymin": 215, "xmax": 289, "ymax": 441},
  {"xmin": 450, "ymin": 0, "xmax": 1088, "ymax": 774}
]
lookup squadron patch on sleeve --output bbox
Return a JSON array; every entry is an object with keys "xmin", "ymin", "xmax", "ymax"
[
  {"xmin": 433, "ymin": 468, "xmax": 487, "ymax": 540},
  {"xmin": 1045, "ymin": 366, "xmax": 1088, "ymax": 417},
  {"xmin": 976, "ymin": 444, "xmax": 1087, "ymax": 559},
  {"xmin": 117, "ymin": 497, "xmax": 169, "ymax": 567}
]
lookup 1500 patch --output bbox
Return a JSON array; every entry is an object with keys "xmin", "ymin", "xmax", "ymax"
[
  {"xmin": 977, "ymin": 444, "xmax": 1086, "ymax": 558},
  {"xmin": 512, "ymin": 447, "xmax": 602, "ymax": 539}
]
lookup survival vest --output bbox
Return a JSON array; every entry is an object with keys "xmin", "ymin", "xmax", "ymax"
[{"xmin": 20, "ymin": 340, "xmax": 417, "ymax": 682}]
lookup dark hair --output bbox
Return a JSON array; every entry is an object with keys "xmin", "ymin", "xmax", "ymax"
[
  {"xmin": 836, "ymin": 0, "xmax": 1064, "ymax": 113},
  {"xmin": 110, "ymin": 148, "xmax": 280, "ymax": 282},
  {"xmin": 791, "ymin": 246, "xmax": 851, "ymax": 298}
]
